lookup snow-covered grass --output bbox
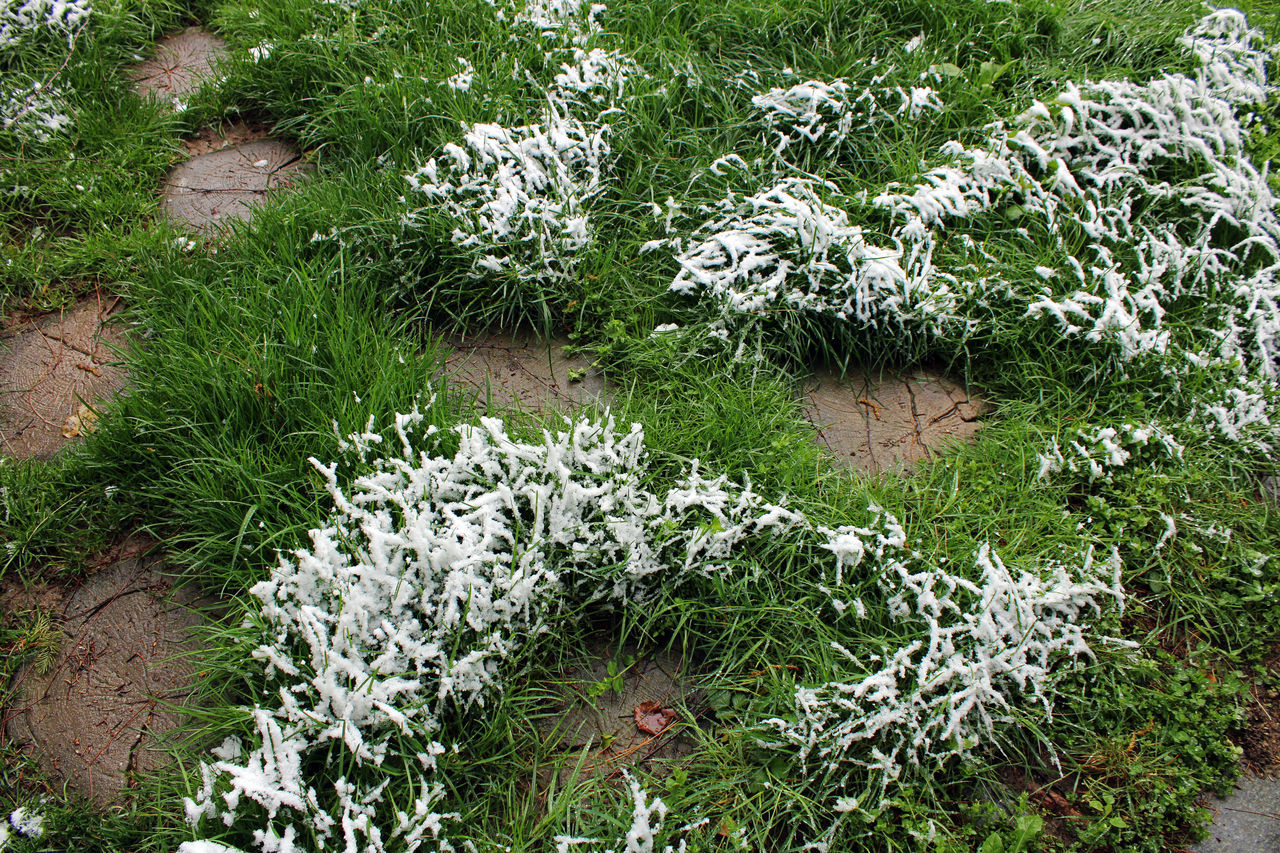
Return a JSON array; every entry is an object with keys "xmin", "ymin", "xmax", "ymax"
[
  {"xmin": 0, "ymin": 0, "xmax": 90, "ymax": 53},
  {"xmin": 2, "ymin": 1, "xmax": 1279, "ymax": 852}
]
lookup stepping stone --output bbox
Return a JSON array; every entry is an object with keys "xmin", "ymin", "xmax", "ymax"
[
  {"xmin": 803, "ymin": 368, "xmax": 990, "ymax": 474},
  {"xmin": 0, "ymin": 297, "xmax": 128, "ymax": 460},
  {"xmin": 129, "ymin": 26, "xmax": 229, "ymax": 104},
  {"xmin": 1192, "ymin": 773, "xmax": 1280, "ymax": 852},
  {"xmin": 534, "ymin": 643, "xmax": 694, "ymax": 793},
  {"xmin": 5, "ymin": 546, "xmax": 205, "ymax": 806},
  {"xmin": 442, "ymin": 332, "xmax": 612, "ymax": 414},
  {"xmin": 162, "ymin": 131, "xmax": 312, "ymax": 235}
]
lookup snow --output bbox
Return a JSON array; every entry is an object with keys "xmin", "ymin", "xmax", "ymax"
[
  {"xmin": 751, "ymin": 76, "xmax": 942, "ymax": 157},
  {"xmin": 1, "ymin": 80, "xmax": 72, "ymax": 143},
  {"xmin": 0, "ymin": 0, "xmax": 91, "ymax": 51},
  {"xmin": 445, "ymin": 57, "xmax": 473, "ymax": 91},
  {"xmin": 667, "ymin": 8, "xmax": 1280, "ymax": 449},
  {"xmin": 184, "ymin": 409, "xmax": 805, "ymax": 852},
  {"xmin": 402, "ymin": 2, "xmax": 641, "ymax": 289},
  {"xmin": 184, "ymin": 398, "xmax": 1125, "ymax": 849},
  {"xmin": 7, "ymin": 808, "xmax": 43, "ymax": 839},
  {"xmin": 764, "ymin": 513, "xmax": 1123, "ymax": 810},
  {"xmin": 666, "ymin": 177, "xmax": 961, "ymax": 338},
  {"xmin": 1036, "ymin": 421, "xmax": 1184, "ymax": 482},
  {"xmin": 177, "ymin": 843, "xmax": 249, "ymax": 853},
  {"xmin": 177, "ymin": 7, "xmax": 1280, "ymax": 851}
]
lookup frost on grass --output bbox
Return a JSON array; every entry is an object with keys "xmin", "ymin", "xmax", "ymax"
[
  {"xmin": 0, "ymin": 0, "xmax": 90, "ymax": 52},
  {"xmin": 763, "ymin": 511, "xmax": 1124, "ymax": 816},
  {"xmin": 183, "ymin": 409, "xmax": 804, "ymax": 852}
]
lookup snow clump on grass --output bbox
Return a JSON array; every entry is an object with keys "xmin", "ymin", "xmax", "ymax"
[
  {"xmin": 552, "ymin": 772, "xmax": 703, "ymax": 853},
  {"xmin": 1036, "ymin": 422, "xmax": 1185, "ymax": 482},
  {"xmin": 1, "ymin": 80, "xmax": 71, "ymax": 142},
  {"xmin": 0, "ymin": 0, "xmax": 90, "ymax": 52},
  {"xmin": 664, "ymin": 177, "xmax": 963, "ymax": 339},
  {"xmin": 183, "ymin": 408, "xmax": 805, "ymax": 852},
  {"xmin": 402, "ymin": 2, "xmax": 639, "ymax": 290},
  {"xmin": 515, "ymin": 0, "xmax": 596, "ymax": 34},
  {"xmin": 875, "ymin": 8, "xmax": 1280, "ymax": 379},
  {"xmin": 444, "ymin": 57, "xmax": 473, "ymax": 91},
  {"xmin": 763, "ymin": 510, "xmax": 1124, "ymax": 814},
  {"xmin": 184, "ymin": 406, "xmax": 1122, "ymax": 849},
  {"xmin": 0, "ymin": 806, "xmax": 45, "ymax": 851},
  {"xmin": 669, "ymin": 9, "xmax": 1280, "ymax": 447},
  {"xmin": 752, "ymin": 76, "xmax": 942, "ymax": 158},
  {"xmin": 404, "ymin": 105, "xmax": 612, "ymax": 288}
]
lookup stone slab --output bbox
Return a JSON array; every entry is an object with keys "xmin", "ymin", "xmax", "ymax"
[
  {"xmin": 0, "ymin": 297, "xmax": 128, "ymax": 460},
  {"xmin": 803, "ymin": 367, "xmax": 989, "ymax": 474},
  {"xmin": 1192, "ymin": 774, "xmax": 1280, "ymax": 853},
  {"xmin": 129, "ymin": 26, "xmax": 229, "ymax": 104},
  {"xmin": 162, "ymin": 136, "xmax": 312, "ymax": 235},
  {"xmin": 5, "ymin": 548, "xmax": 204, "ymax": 806},
  {"xmin": 442, "ymin": 332, "xmax": 612, "ymax": 414},
  {"xmin": 535, "ymin": 644, "xmax": 693, "ymax": 792}
]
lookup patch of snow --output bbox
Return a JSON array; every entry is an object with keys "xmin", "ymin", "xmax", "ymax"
[{"xmin": 0, "ymin": 0, "xmax": 91, "ymax": 52}]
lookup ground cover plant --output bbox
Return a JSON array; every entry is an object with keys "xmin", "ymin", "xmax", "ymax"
[{"xmin": 2, "ymin": 0, "xmax": 1280, "ymax": 851}]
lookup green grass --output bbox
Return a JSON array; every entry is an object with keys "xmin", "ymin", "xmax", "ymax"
[{"xmin": 2, "ymin": 0, "xmax": 1279, "ymax": 851}]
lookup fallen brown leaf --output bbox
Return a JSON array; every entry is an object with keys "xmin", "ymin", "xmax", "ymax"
[{"xmin": 634, "ymin": 700, "xmax": 677, "ymax": 735}]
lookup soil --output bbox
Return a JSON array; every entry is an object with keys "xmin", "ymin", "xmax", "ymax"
[
  {"xmin": 0, "ymin": 295, "xmax": 128, "ymax": 460},
  {"xmin": 0, "ymin": 579, "xmax": 66, "ymax": 617},
  {"xmin": 129, "ymin": 26, "xmax": 230, "ymax": 103},
  {"xmin": 802, "ymin": 367, "xmax": 990, "ymax": 474},
  {"xmin": 181, "ymin": 120, "xmax": 276, "ymax": 158},
  {"xmin": 3, "ymin": 545, "xmax": 205, "ymax": 807},
  {"xmin": 1234, "ymin": 651, "xmax": 1280, "ymax": 777},
  {"xmin": 441, "ymin": 332, "xmax": 612, "ymax": 414}
]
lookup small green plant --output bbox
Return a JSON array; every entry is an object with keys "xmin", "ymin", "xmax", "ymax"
[
  {"xmin": 978, "ymin": 812, "xmax": 1043, "ymax": 853},
  {"xmin": 586, "ymin": 654, "xmax": 635, "ymax": 701},
  {"xmin": 13, "ymin": 610, "xmax": 61, "ymax": 677}
]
